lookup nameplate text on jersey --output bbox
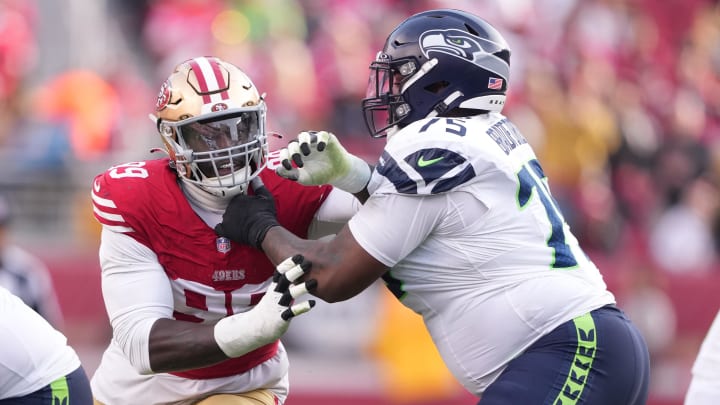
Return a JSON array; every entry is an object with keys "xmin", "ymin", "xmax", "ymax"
[{"xmin": 486, "ymin": 118, "xmax": 527, "ymax": 155}]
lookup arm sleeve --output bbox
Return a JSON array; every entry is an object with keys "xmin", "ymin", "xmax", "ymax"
[
  {"xmin": 99, "ymin": 226, "xmax": 174, "ymax": 374},
  {"xmin": 308, "ymin": 187, "xmax": 363, "ymax": 239},
  {"xmin": 348, "ymin": 193, "xmax": 445, "ymax": 267},
  {"xmin": 313, "ymin": 187, "xmax": 362, "ymax": 223}
]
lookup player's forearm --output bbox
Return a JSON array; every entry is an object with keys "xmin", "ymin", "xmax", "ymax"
[
  {"xmin": 148, "ymin": 318, "xmax": 228, "ymax": 373},
  {"xmin": 148, "ymin": 257, "xmax": 316, "ymax": 373},
  {"xmin": 261, "ymin": 226, "xmax": 318, "ymax": 266},
  {"xmin": 261, "ymin": 226, "xmax": 380, "ymax": 302}
]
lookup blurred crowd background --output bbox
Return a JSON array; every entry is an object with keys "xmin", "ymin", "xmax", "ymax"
[{"xmin": 0, "ymin": 0, "xmax": 718, "ymax": 404}]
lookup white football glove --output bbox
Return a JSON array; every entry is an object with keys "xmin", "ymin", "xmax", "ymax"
[
  {"xmin": 214, "ymin": 255, "xmax": 316, "ymax": 358},
  {"xmin": 276, "ymin": 131, "xmax": 371, "ymax": 194}
]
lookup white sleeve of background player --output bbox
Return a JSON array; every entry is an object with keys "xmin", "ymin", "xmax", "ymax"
[
  {"xmin": 348, "ymin": 193, "xmax": 444, "ymax": 267},
  {"xmin": 99, "ymin": 226, "xmax": 174, "ymax": 375},
  {"xmin": 314, "ymin": 187, "xmax": 362, "ymax": 223},
  {"xmin": 689, "ymin": 310, "xmax": 720, "ymax": 386},
  {"xmin": 308, "ymin": 188, "xmax": 362, "ymax": 239}
]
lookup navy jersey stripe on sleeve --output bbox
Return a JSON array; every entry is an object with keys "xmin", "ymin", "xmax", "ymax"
[
  {"xmin": 376, "ymin": 150, "xmax": 418, "ymax": 194},
  {"xmin": 377, "ymin": 148, "xmax": 477, "ymax": 195}
]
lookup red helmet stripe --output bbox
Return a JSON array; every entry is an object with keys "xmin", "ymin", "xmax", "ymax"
[
  {"xmin": 189, "ymin": 58, "xmax": 212, "ymax": 104},
  {"xmin": 209, "ymin": 58, "xmax": 230, "ymax": 100}
]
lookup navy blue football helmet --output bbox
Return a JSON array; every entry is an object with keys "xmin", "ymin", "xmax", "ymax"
[{"xmin": 362, "ymin": 9, "xmax": 511, "ymax": 138}]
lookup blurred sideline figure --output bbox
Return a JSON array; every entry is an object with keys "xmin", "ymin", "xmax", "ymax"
[
  {"xmin": 215, "ymin": 9, "xmax": 651, "ymax": 404},
  {"xmin": 89, "ymin": 56, "xmax": 357, "ymax": 405},
  {"xmin": 685, "ymin": 309, "xmax": 720, "ymax": 404},
  {"xmin": 0, "ymin": 195, "xmax": 64, "ymax": 328},
  {"xmin": 0, "ymin": 285, "xmax": 92, "ymax": 404}
]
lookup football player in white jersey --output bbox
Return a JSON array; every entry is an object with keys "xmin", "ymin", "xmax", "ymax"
[
  {"xmin": 215, "ymin": 9, "xmax": 651, "ymax": 405},
  {"xmin": 685, "ymin": 309, "xmax": 720, "ymax": 404},
  {"xmin": 89, "ymin": 57, "xmax": 359, "ymax": 405},
  {"xmin": 0, "ymin": 286, "xmax": 92, "ymax": 404},
  {"xmin": 0, "ymin": 195, "xmax": 65, "ymax": 329}
]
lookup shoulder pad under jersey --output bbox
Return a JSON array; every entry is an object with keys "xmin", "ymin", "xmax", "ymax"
[
  {"xmin": 91, "ymin": 159, "xmax": 177, "ymax": 233},
  {"xmin": 370, "ymin": 117, "xmax": 493, "ymax": 195}
]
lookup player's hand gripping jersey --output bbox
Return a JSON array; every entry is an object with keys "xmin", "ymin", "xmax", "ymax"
[
  {"xmin": 90, "ymin": 158, "xmax": 330, "ymax": 401},
  {"xmin": 348, "ymin": 112, "xmax": 616, "ymax": 394}
]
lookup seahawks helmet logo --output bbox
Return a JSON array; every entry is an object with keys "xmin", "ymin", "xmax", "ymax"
[{"xmin": 419, "ymin": 29, "xmax": 509, "ymax": 79}]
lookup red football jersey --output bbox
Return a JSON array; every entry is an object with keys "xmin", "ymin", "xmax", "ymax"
[{"xmin": 92, "ymin": 158, "xmax": 331, "ymax": 379}]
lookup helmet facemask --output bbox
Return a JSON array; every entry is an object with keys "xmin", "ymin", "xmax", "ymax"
[
  {"xmin": 160, "ymin": 104, "xmax": 268, "ymax": 197},
  {"xmin": 362, "ymin": 52, "xmax": 422, "ymax": 138}
]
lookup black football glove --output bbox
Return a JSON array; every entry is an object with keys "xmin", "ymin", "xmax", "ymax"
[{"xmin": 214, "ymin": 179, "xmax": 280, "ymax": 249}]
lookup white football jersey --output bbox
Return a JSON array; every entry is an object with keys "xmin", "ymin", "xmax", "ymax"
[
  {"xmin": 0, "ymin": 286, "xmax": 80, "ymax": 399},
  {"xmin": 348, "ymin": 112, "xmax": 615, "ymax": 395},
  {"xmin": 686, "ymin": 310, "xmax": 720, "ymax": 404}
]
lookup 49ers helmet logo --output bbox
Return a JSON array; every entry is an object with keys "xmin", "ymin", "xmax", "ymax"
[
  {"xmin": 156, "ymin": 80, "xmax": 171, "ymax": 111},
  {"xmin": 211, "ymin": 103, "xmax": 228, "ymax": 112}
]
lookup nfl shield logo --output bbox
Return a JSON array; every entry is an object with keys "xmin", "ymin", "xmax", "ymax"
[{"xmin": 216, "ymin": 237, "xmax": 232, "ymax": 254}]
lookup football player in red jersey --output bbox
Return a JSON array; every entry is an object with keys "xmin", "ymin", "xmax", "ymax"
[{"xmin": 89, "ymin": 56, "xmax": 363, "ymax": 405}]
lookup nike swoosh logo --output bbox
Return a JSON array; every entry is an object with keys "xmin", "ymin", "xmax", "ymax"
[
  {"xmin": 417, "ymin": 156, "xmax": 444, "ymax": 167},
  {"xmin": 93, "ymin": 179, "xmax": 101, "ymax": 192}
]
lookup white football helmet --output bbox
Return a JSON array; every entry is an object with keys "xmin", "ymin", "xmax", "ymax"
[{"xmin": 153, "ymin": 56, "xmax": 268, "ymax": 197}]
